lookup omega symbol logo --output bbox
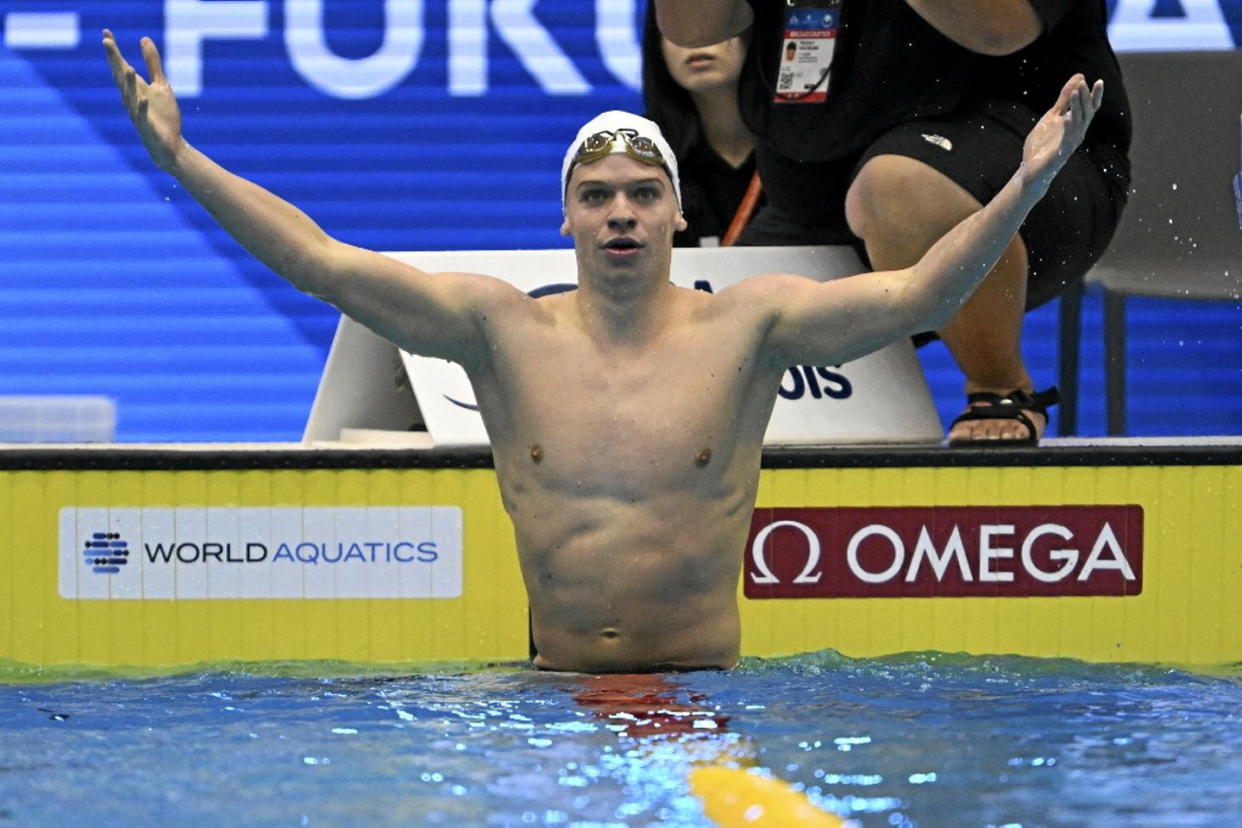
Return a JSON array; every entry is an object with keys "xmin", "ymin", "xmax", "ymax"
[{"xmin": 749, "ymin": 520, "xmax": 824, "ymax": 585}]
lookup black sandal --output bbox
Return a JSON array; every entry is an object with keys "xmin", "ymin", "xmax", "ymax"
[{"xmin": 947, "ymin": 387, "xmax": 1060, "ymax": 447}]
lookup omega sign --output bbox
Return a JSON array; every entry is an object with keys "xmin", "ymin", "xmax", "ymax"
[{"xmin": 745, "ymin": 506, "xmax": 1143, "ymax": 598}]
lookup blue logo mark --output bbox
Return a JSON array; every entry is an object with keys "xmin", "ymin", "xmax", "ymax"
[
  {"xmin": 83, "ymin": 531, "xmax": 130, "ymax": 575},
  {"xmin": 788, "ymin": 9, "xmax": 836, "ymax": 29},
  {"xmin": 443, "ymin": 394, "xmax": 479, "ymax": 412}
]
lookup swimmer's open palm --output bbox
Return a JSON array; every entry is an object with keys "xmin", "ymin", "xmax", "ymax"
[
  {"xmin": 103, "ymin": 30, "xmax": 183, "ymax": 171},
  {"xmin": 1021, "ymin": 74, "xmax": 1103, "ymax": 195}
]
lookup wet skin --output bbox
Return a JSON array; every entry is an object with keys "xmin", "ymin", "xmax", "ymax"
[
  {"xmin": 467, "ymin": 156, "xmax": 787, "ymax": 670},
  {"xmin": 475, "ymin": 284, "xmax": 786, "ymax": 671}
]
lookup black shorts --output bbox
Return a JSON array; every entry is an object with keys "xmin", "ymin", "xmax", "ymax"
[{"xmin": 740, "ymin": 101, "xmax": 1128, "ymax": 311}]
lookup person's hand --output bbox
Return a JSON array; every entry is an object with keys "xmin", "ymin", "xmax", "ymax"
[
  {"xmin": 1020, "ymin": 73, "xmax": 1103, "ymax": 194},
  {"xmin": 103, "ymin": 29, "xmax": 183, "ymax": 171}
]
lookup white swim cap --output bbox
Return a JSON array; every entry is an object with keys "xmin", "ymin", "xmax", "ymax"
[{"xmin": 561, "ymin": 111, "xmax": 682, "ymax": 211}]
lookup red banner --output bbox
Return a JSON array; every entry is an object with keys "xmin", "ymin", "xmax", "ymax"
[{"xmin": 744, "ymin": 506, "xmax": 1143, "ymax": 599}]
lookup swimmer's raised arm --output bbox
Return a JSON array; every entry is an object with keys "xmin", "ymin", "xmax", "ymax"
[
  {"xmin": 102, "ymin": 30, "xmax": 518, "ymax": 366},
  {"xmin": 653, "ymin": 0, "xmax": 753, "ymax": 47},
  {"xmin": 754, "ymin": 73, "xmax": 1103, "ymax": 369}
]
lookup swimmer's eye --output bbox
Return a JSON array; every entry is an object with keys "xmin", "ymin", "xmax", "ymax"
[
  {"xmin": 629, "ymin": 185, "xmax": 661, "ymax": 204},
  {"xmin": 578, "ymin": 187, "xmax": 611, "ymax": 205}
]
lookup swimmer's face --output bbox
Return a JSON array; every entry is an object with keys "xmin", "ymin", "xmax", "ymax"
[
  {"xmin": 660, "ymin": 35, "xmax": 747, "ymax": 95},
  {"xmin": 561, "ymin": 153, "xmax": 686, "ymax": 275}
]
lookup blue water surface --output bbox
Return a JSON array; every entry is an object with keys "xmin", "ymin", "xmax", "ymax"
[{"xmin": 2, "ymin": 651, "xmax": 1240, "ymax": 826}]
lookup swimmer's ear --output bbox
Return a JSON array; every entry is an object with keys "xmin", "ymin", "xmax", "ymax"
[
  {"xmin": 675, "ymin": 211, "xmax": 688, "ymax": 232},
  {"xmin": 560, "ymin": 216, "xmax": 572, "ymax": 236}
]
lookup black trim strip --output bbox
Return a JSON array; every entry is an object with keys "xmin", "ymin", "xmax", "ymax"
[
  {"xmin": 1, "ymin": 444, "xmax": 1239, "ymax": 471},
  {"xmin": 0, "ymin": 447, "xmax": 493, "ymax": 471},
  {"xmin": 761, "ymin": 444, "xmax": 1242, "ymax": 468}
]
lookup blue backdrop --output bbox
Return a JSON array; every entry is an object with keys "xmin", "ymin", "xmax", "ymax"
[{"xmin": 2, "ymin": 0, "xmax": 1239, "ymax": 441}]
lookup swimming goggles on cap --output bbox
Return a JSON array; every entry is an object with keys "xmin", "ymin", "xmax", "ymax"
[{"xmin": 572, "ymin": 128, "xmax": 667, "ymax": 168}]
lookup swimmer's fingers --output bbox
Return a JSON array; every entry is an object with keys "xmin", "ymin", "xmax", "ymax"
[
  {"xmin": 1061, "ymin": 75, "xmax": 1101, "ymax": 136},
  {"xmin": 1068, "ymin": 77, "xmax": 1097, "ymax": 125},
  {"xmin": 1072, "ymin": 80, "xmax": 1103, "ymax": 150},
  {"xmin": 140, "ymin": 35, "xmax": 168, "ymax": 86},
  {"xmin": 135, "ymin": 37, "xmax": 170, "ymax": 128},
  {"xmin": 102, "ymin": 29, "xmax": 148, "ymax": 119},
  {"xmin": 102, "ymin": 28, "xmax": 127, "ymax": 88},
  {"xmin": 1019, "ymin": 74, "xmax": 1097, "ymax": 190},
  {"xmin": 1044, "ymin": 74, "xmax": 1099, "ymax": 157},
  {"xmin": 1070, "ymin": 78, "xmax": 1088, "ymax": 122},
  {"xmin": 1050, "ymin": 74, "xmax": 1085, "ymax": 123},
  {"xmin": 102, "ymin": 30, "xmax": 185, "ymax": 170},
  {"xmin": 1081, "ymin": 79, "xmax": 1104, "ymax": 130}
]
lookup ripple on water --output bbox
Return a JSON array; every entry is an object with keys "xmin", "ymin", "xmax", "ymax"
[{"xmin": 1, "ymin": 652, "xmax": 1240, "ymax": 825}]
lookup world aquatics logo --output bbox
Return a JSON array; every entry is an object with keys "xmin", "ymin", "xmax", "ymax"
[{"xmin": 82, "ymin": 531, "xmax": 130, "ymax": 575}]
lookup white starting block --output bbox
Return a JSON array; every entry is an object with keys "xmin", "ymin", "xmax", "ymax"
[{"xmin": 304, "ymin": 246, "xmax": 943, "ymax": 448}]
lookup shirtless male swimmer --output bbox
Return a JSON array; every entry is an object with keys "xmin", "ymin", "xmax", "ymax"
[{"xmin": 104, "ymin": 30, "xmax": 1102, "ymax": 673}]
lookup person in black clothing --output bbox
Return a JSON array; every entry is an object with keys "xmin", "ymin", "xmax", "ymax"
[
  {"xmin": 641, "ymin": 4, "xmax": 763, "ymax": 247},
  {"xmin": 655, "ymin": 0, "xmax": 1131, "ymax": 445}
]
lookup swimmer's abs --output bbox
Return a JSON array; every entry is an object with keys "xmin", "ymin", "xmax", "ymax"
[{"xmin": 509, "ymin": 491, "xmax": 751, "ymax": 673}]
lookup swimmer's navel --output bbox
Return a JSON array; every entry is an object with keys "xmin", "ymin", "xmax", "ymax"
[
  {"xmin": 530, "ymin": 443, "xmax": 543, "ymax": 463},
  {"xmin": 695, "ymin": 447, "xmax": 712, "ymax": 467},
  {"xmin": 599, "ymin": 628, "xmax": 620, "ymax": 640}
]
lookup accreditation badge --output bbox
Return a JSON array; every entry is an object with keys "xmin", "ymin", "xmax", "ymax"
[{"xmin": 774, "ymin": 0, "xmax": 840, "ymax": 104}]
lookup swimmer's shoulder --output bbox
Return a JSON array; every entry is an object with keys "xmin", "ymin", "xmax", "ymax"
[
  {"xmin": 699, "ymin": 271, "xmax": 825, "ymax": 321},
  {"xmin": 727, "ymin": 270, "xmax": 827, "ymax": 295},
  {"xmin": 455, "ymin": 272, "xmax": 560, "ymax": 325}
]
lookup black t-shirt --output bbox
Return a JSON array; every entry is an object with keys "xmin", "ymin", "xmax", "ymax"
[
  {"xmin": 740, "ymin": 0, "xmax": 1129, "ymax": 174},
  {"xmin": 674, "ymin": 144, "xmax": 759, "ymax": 247},
  {"xmin": 981, "ymin": 0, "xmax": 1130, "ymax": 173}
]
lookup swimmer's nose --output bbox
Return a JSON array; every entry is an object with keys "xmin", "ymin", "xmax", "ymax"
[{"xmin": 606, "ymin": 195, "xmax": 638, "ymax": 231}]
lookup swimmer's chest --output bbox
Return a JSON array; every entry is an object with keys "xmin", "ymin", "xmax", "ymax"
[{"xmin": 491, "ymin": 329, "xmax": 765, "ymax": 481}]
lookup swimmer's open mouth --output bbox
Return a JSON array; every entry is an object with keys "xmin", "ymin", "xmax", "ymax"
[{"xmin": 603, "ymin": 238, "xmax": 644, "ymax": 251}]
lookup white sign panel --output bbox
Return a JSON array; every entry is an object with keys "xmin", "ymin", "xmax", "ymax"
[{"xmin": 58, "ymin": 507, "xmax": 463, "ymax": 600}]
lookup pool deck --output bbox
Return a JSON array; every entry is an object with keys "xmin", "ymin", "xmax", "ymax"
[{"xmin": 2, "ymin": 438, "xmax": 1239, "ymax": 672}]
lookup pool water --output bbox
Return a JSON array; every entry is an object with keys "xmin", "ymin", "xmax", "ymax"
[{"xmin": 2, "ymin": 651, "xmax": 1240, "ymax": 826}]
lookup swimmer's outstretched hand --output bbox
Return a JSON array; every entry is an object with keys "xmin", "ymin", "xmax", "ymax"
[
  {"xmin": 103, "ymin": 30, "xmax": 184, "ymax": 171},
  {"xmin": 1020, "ymin": 73, "xmax": 1103, "ymax": 195}
]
